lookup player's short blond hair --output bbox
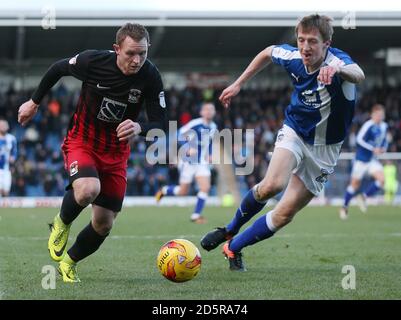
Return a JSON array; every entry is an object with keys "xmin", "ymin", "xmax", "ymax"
[
  {"xmin": 116, "ymin": 23, "xmax": 150, "ymax": 46},
  {"xmin": 295, "ymin": 14, "xmax": 334, "ymax": 42}
]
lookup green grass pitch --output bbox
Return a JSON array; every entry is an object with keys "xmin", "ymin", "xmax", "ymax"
[{"xmin": 0, "ymin": 205, "xmax": 400, "ymax": 300}]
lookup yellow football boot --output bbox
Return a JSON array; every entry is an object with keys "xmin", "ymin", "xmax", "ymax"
[
  {"xmin": 58, "ymin": 254, "xmax": 81, "ymax": 283},
  {"xmin": 155, "ymin": 189, "xmax": 164, "ymax": 203},
  {"xmin": 48, "ymin": 213, "xmax": 70, "ymax": 262}
]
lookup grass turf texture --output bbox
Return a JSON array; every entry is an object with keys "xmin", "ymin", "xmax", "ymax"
[{"xmin": 0, "ymin": 206, "xmax": 400, "ymax": 300}]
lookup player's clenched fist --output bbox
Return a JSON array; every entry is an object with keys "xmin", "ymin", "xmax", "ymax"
[
  {"xmin": 116, "ymin": 119, "xmax": 142, "ymax": 141},
  {"xmin": 317, "ymin": 65, "xmax": 340, "ymax": 85},
  {"xmin": 219, "ymin": 83, "xmax": 241, "ymax": 108},
  {"xmin": 18, "ymin": 99, "xmax": 39, "ymax": 126}
]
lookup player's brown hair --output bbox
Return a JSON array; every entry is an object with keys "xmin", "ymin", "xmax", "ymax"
[
  {"xmin": 295, "ymin": 14, "xmax": 334, "ymax": 42},
  {"xmin": 116, "ymin": 23, "xmax": 150, "ymax": 45}
]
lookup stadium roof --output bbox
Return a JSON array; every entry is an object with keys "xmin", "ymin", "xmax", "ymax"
[
  {"xmin": 1, "ymin": 2, "xmax": 401, "ymax": 73},
  {"xmin": 0, "ymin": 26, "xmax": 400, "ymax": 68}
]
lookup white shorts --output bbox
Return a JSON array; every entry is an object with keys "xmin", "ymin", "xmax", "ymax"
[
  {"xmin": 351, "ymin": 159, "xmax": 383, "ymax": 180},
  {"xmin": 178, "ymin": 161, "xmax": 211, "ymax": 184},
  {"xmin": 274, "ymin": 125, "xmax": 342, "ymax": 196},
  {"xmin": 0, "ymin": 169, "xmax": 12, "ymax": 193}
]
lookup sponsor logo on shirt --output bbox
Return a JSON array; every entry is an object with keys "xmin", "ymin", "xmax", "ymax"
[
  {"xmin": 97, "ymin": 97, "xmax": 127, "ymax": 123},
  {"xmin": 301, "ymin": 82, "xmax": 327, "ymax": 109}
]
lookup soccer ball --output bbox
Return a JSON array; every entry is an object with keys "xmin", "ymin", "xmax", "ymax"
[{"xmin": 157, "ymin": 239, "xmax": 202, "ymax": 283}]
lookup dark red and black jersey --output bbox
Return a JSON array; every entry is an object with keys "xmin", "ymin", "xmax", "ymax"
[{"xmin": 32, "ymin": 50, "xmax": 167, "ymax": 154}]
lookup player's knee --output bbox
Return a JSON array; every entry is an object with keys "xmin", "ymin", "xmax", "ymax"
[
  {"xmin": 257, "ymin": 181, "xmax": 283, "ymax": 200},
  {"xmin": 199, "ymin": 186, "xmax": 210, "ymax": 194},
  {"xmin": 74, "ymin": 184, "xmax": 100, "ymax": 206},
  {"xmin": 350, "ymin": 179, "xmax": 360, "ymax": 189},
  {"xmin": 178, "ymin": 185, "xmax": 189, "ymax": 195}
]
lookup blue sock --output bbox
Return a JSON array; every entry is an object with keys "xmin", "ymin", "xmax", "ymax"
[
  {"xmin": 226, "ymin": 187, "xmax": 267, "ymax": 235},
  {"xmin": 165, "ymin": 185, "xmax": 177, "ymax": 196},
  {"xmin": 344, "ymin": 185, "xmax": 355, "ymax": 208},
  {"xmin": 364, "ymin": 181, "xmax": 382, "ymax": 197},
  {"xmin": 229, "ymin": 211, "xmax": 276, "ymax": 252},
  {"xmin": 194, "ymin": 192, "xmax": 207, "ymax": 215}
]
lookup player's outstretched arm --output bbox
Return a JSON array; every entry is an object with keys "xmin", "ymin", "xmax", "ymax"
[
  {"xmin": 337, "ymin": 64, "xmax": 365, "ymax": 84},
  {"xmin": 219, "ymin": 45, "xmax": 274, "ymax": 108},
  {"xmin": 318, "ymin": 63, "xmax": 365, "ymax": 85},
  {"xmin": 18, "ymin": 58, "xmax": 71, "ymax": 126}
]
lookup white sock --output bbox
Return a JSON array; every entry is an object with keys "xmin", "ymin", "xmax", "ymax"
[
  {"xmin": 191, "ymin": 213, "xmax": 201, "ymax": 220},
  {"xmin": 265, "ymin": 210, "xmax": 279, "ymax": 232},
  {"xmin": 346, "ymin": 185, "xmax": 355, "ymax": 194},
  {"xmin": 197, "ymin": 191, "xmax": 208, "ymax": 200}
]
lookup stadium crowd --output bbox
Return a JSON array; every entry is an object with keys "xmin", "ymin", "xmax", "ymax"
[{"xmin": 1, "ymin": 83, "xmax": 400, "ymax": 197}]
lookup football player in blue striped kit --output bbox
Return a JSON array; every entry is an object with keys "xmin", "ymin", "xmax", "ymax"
[
  {"xmin": 201, "ymin": 14, "xmax": 365, "ymax": 271},
  {"xmin": 156, "ymin": 102, "xmax": 217, "ymax": 224},
  {"xmin": 0, "ymin": 119, "xmax": 17, "ymax": 197},
  {"xmin": 340, "ymin": 104, "xmax": 388, "ymax": 220}
]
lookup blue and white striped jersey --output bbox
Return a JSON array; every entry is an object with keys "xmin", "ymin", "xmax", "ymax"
[
  {"xmin": 272, "ymin": 44, "xmax": 356, "ymax": 145},
  {"xmin": 0, "ymin": 133, "xmax": 17, "ymax": 170},
  {"xmin": 355, "ymin": 120, "xmax": 388, "ymax": 162},
  {"xmin": 178, "ymin": 118, "xmax": 217, "ymax": 164}
]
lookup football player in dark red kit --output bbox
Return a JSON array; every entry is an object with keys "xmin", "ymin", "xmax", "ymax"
[{"xmin": 18, "ymin": 23, "xmax": 167, "ymax": 282}]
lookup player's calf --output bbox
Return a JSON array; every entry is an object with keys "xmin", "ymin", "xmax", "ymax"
[{"xmin": 256, "ymin": 181, "xmax": 284, "ymax": 201}]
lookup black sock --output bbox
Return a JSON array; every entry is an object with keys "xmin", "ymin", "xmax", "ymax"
[
  {"xmin": 59, "ymin": 189, "xmax": 86, "ymax": 225},
  {"xmin": 67, "ymin": 222, "xmax": 108, "ymax": 262}
]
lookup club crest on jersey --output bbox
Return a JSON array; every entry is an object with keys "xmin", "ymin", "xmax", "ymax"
[
  {"xmin": 97, "ymin": 97, "xmax": 127, "ymax": 123},
  {"xmin": 70, "ymin": 161, "xmax": 78, "ymax": 176},
  {"xmin": 128, "ymin": 88, "xmax": 142, "ymax": 104}
]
